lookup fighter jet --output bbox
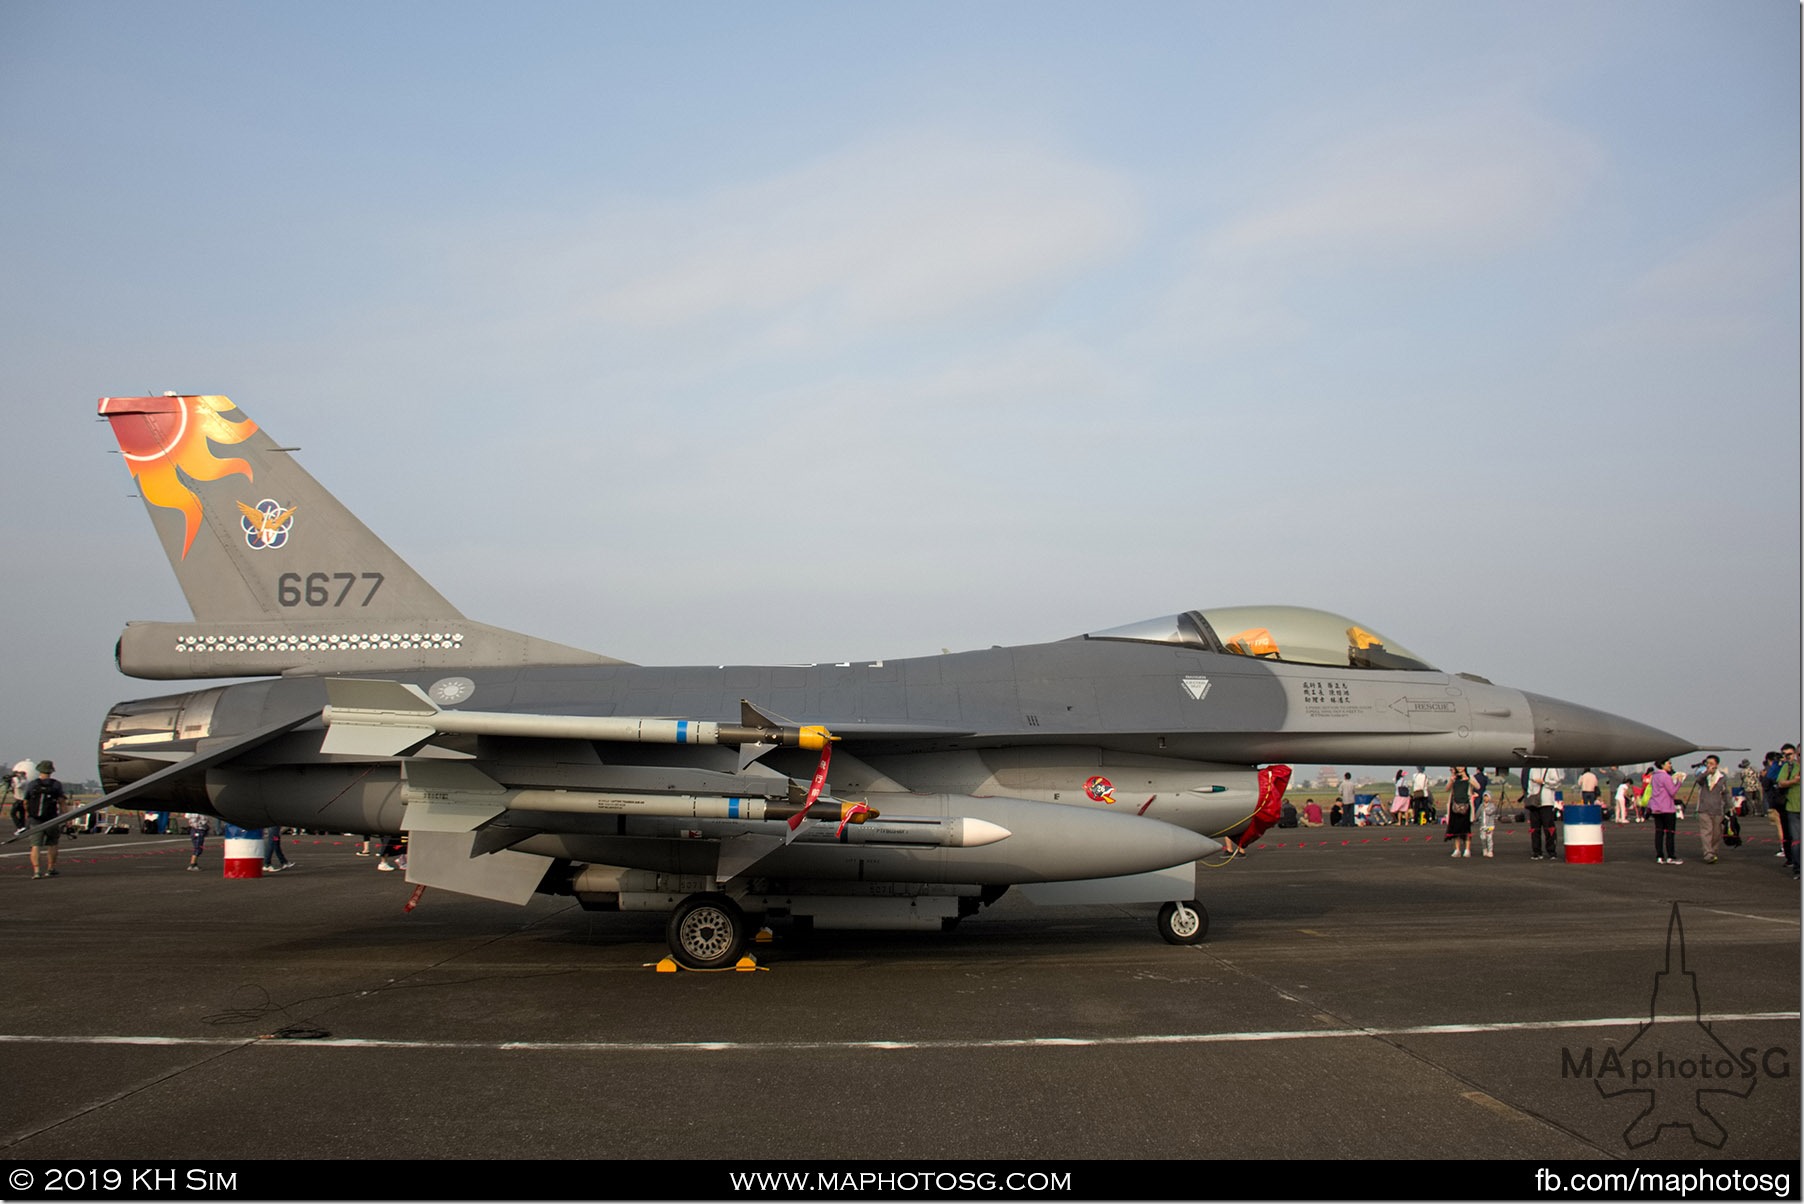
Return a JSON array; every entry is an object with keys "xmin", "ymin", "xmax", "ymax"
[{"xmin": 68, "ymin": 395, "xmax": 1692, "ymax": 967}]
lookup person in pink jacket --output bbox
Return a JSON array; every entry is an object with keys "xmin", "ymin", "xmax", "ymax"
[{"xmin": 1649, "ymin": 759, "xmax": 1682, "ymax": 865}]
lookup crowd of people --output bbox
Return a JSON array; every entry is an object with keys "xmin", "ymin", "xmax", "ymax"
[{"xmin": 1309, "ymin": 749, "xmax": 1799, "ymax": 873}]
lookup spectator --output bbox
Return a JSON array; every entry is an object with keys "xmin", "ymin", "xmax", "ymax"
[
  {"xmin": 25, "ymin": 760, "xmax": 67, "ymax": 879},
  {"xmin": 1410, "ymin": 767, "xmax": 1432, "ymax": 824},
  {"xmin": 1526, "ymin": 767, "xmax": 1562, "ymax": 860},
  {"xmin": 187, "ymin": 813, "xmax": 210, "ymax": 871},
  {"xmin": 1776, "ymin": 745, "xmax": 1799, "ymax": 878},
  {"xmin": 1649, "ymin": 759, "xmax": 1682, "ymax": 865},
  {"xmin": 1695, "ymin": 755, "xmax": 1732, "ymax": 864},
  {"xmin": 1445, "ymin": 767, "xmax": 1473, "ymax": 858}
]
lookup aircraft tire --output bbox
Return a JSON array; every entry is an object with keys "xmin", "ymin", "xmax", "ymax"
[
  {"xmin": 668, "ymin": 893, "xmax": 748, "ymax": 969},
  {"xmin": 1156, "ymin": 899, "xmax": 1208, "ymax": 945}
]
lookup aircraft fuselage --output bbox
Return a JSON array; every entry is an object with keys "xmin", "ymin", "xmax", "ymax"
[{"xmin": 101, "ymin": 632, "xmax": 1687, "ymax": 844}]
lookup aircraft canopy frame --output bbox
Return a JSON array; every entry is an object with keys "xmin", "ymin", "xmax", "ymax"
[{"xmin": 1082, "ymin": 605, "xmax": 1438, "ymax": 672}]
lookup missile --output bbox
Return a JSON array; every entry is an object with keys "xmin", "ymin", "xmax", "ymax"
[
  {"xmin": 400, "ymin": 771, "xmax": 877, "ymax": 825},
  {"xmin": 395, "ymin": 763, "xmax": 1013, "ymax": 849},
  {"xmin": 490, "ymin": 790, "xmax": 1010, "ymax": 848},
  {"xmin": 788, "ymin": 816, "xmax": 1013, "ymax": 849},
  {"xmin": 322, "ymin": 678, "xmax": 832, "ymax": 757},
  {"xmin": 501, "ymin": 790, "xmax": 878, "ymax": 826}
]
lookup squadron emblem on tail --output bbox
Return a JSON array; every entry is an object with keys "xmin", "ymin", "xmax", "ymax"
[{"xmin": 236, "ymin": 499, "xmax": 297, "ymax": 549}]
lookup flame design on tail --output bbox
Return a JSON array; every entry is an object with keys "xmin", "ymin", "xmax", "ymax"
[
  {"xmin": 97, "ymin": 390, "xmax": 619, "ymax": 677},
  {"xmin": 98, "ymin": 396, "xmax": 259, "ymax": 558}
]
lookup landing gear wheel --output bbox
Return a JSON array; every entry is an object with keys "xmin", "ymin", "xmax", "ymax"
[
  {"xmin": 1157, "ymin": 899, "xmax": 1208, "ymax": 944},
  {"xmin": 668, "ymin": 893, "xmax": 748, "ymax": 969}
]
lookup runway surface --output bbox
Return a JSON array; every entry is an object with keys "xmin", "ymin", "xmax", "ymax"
[{"xmin": 2, "ymin": 821, "xmax": 1796, "ymax": 1164}]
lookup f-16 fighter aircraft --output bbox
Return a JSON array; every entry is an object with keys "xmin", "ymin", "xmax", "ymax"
[{"xmin": 68, "ymin": 395, "xmax": 1692, "ymax": 967}]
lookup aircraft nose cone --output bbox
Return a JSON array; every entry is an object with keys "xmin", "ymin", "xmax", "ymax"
[{"xmin": 1522, "ymin": 692, "xmax": 1693, "ymax": 765}]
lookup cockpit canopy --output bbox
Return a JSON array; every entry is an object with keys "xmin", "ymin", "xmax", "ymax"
[{"xmin": 1082, "ymin": 605, "xmax": 1437, "ymax": 672}]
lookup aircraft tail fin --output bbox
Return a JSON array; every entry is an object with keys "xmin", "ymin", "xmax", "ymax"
[
  {"xmin": 100, "ymin": 394, "xmax": 460, "ymax": 621},
  {"xmin": 99, "ymin": 395, "xmax": 620, "ymax": 679}
]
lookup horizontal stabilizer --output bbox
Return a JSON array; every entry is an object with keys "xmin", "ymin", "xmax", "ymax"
[{"xmin": 4, "ymin": 709, "xmax": 318, "ymax": 844}]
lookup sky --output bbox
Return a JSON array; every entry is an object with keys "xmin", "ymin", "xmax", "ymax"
[{"xmin": 1, "ymin": 0, "xmax": 1797, "ymax": 782}]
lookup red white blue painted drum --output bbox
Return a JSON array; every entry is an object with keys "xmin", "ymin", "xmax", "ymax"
[
  {"xmin": 221, "ymin": 823, "xmax": 267, "ymax": 879},
  {"xmin": 1563, "ymin": 803, "xmax": 1604, "ymax": 864}
]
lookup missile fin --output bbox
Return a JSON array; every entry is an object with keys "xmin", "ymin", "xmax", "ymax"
[{"xmin": 736, "ymin": 741, "xmax": 777, "ymax": 771}]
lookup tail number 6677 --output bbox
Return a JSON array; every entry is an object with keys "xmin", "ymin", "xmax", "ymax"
[{"xmin": 277, "ymin": 571, "xmax": 385, "ymax": 607}]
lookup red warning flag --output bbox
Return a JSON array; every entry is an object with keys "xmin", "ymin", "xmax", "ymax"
[{"xmin": 786, "ymin": 742, "xmax": 834, "ymax": 831}]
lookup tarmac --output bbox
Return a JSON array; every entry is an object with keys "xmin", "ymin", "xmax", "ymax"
[{"xmin": 1, "ymin": 819, "xmax": 1797, "ymax": 1168}]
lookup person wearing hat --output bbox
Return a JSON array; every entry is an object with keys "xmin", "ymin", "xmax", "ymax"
[{"xmin": 25, "ymin": 760, "xmax": 67, "ymax": 879}]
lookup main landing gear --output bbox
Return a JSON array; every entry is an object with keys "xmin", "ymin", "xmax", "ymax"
[
  {"xmin": 661, "ymin": 891, "xmax": 1209, "ymax": 966},
  {"xmin": 1156, "ymin": 899, "xmax": 1209, "ymax": 945},
  {"xmin": 667, "ymin": 893, "xmax": 750, "ymax": 969}
]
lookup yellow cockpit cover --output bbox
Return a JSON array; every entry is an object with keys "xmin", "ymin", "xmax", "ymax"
[{"xmin": 1223, "ymin": 627, "xmax": 1279, "ymax": 658}]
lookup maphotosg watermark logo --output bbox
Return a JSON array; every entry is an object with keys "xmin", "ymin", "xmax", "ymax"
[{"xmin": 1559, "ymin": 902, "xmax": 1791, "ymax": 1149}]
